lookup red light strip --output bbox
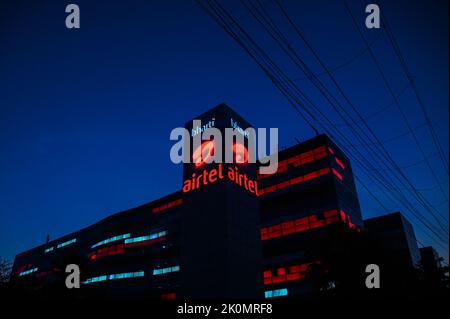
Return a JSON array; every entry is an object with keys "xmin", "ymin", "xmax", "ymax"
[
  {"xmin": 257, "ymin": 146, "xmax": 327, "ymax": 180},
  {"xmin": 334, "ymin": 157, "xmax": 345, "ymax": 170},
  {"xmin": 152, "ymin": 198, "xmax": 183, "ymax": 214},
  {"xmin": 260, "ymin": 209, "xmax": 340, "ymax": 240},
  {"xmin": 161, "ymin": 292, "xmax": 177, "ymax": 299},
  {"xmin": 258, "ymin": 167, "xmax": 331, "ymax": 196},
  {"xmin": 332, "ymin": 168, "xmax": 343, "ymax": 181},
  {"xmin": 263, "ymin": 262, "xmax": 318, "ymax": 285},
  {"xmin": 261, "ymin": 209, "xmax": 360, "ymax": 241},
  {"xmin": 88, "ymin": 236, "xmax": 166, "ymax": 260}
]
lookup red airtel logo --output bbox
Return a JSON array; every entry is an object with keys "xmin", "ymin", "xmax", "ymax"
[
  {"xmin": 192, "ymin": 141, "xmax": 248, "ymax": 167},
  {"xmin": 193, "ymin": 141, "xmax": 215, "ymax": 168}
]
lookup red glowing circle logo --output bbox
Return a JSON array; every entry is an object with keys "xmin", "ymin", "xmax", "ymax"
[
  {"xmin": 233, "ymin": 143, "xmax": 248, "ymax": 164},
  {"xmin": 193, "ymin": 141, "xmax": 215, "ymax": 167},
  {"xmin": 192, "ymin": 141, "xmax": 248, "ymax": 167}
]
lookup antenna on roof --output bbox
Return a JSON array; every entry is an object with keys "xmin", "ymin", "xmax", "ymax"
[
  {"xmin": 295, "ymin": 137, "xmax": 301, "ymax": 144},
  {"xmin": 46, "ymin": 234, "xmax": 50, "ymax": 244}
]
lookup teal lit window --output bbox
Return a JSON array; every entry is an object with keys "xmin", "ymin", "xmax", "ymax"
[
  {"xmin": 83, "ymin": 271, "xmax": 144, "ymax": 284},
  {"xmin": 125, "ymin": 231, "xmax": 167, "ymax": 244},
  {"xmin": 44, "ymin": 247, "xmax": 54, "ymax": 253},
  {"xmin": 57, "ymin": 238, "xmax": 77, "ymax": 249},
  {"xmin": 264, "ymin": 288, "xmax": 288, "ymax": 298},
  {"xmin": 91, "ymin": 233, "xmax": 131, "ymax": 248},
  {"xmin": 152, "ymin": 265, "xmax": 180, "ymax": 276},
  {"xmin": 19, "ymin": 268, "xmax": 38, "ymax": 276}
]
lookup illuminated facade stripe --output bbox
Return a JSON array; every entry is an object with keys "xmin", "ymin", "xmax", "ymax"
[
  {"xmin": 257, "ymin": 146, "xmax": 328, "ymax": 180},
  {"xmin": 91, "ymin": 233, "xmax": 131, "ymax": 248},
  {"xmin": 19, "ymin": 268, "xmax": 38, "ymax": 276},
  {"xmin": 88, "ymin": 231, "xmax": 167, "ymax": 260},
  {"xmin": 152, "ymin": 198, "xmax": 183, "ymax": 214},
  {"xmin": 152, "ymin": 265, "xmax": 180, "ymax": 275},
  {"xmin": 260, "ymin": 209, "xmax": 342, "ymax": 240},
  {"xmin": 263, "ymin": 262, "xmax": 318, "ymax": 285},
  {"xmin": 56, "ymin": 238, "xmax": 76, "ymax": 249},
  {"xmin": 83, "ymin": 271, "xmax": 144, "ymax": 284},
  {"xmin": 258, "ymin": 167, "xmax": 331, "ymax": 196},
  {"xmin": 44, "ymin": 247, "xmax": 54, "ymax": 253},
  {"xmin": 124, "ymin": 231, "xmax": 167, "ymax": 244},
  {"xmin": 161, "ymin": 292, "xmax": 177, "ymax": 299},
  {"xmin": 264, "ymin": 288, "xmax": 288, "ymax": 298},
  {"xmin": 332, "ymin": 168, "xmax": 343, "ymax": 181}
]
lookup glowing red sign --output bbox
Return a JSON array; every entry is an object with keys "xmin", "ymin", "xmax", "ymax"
[
  {"xmin": 193, "ymin": 141, "xmax": 215, "ymax": 167},
  {"xmin": 192, "ymin": 141, "xmax": 249, "ymax": 167},
  {"xmin": 182, "ymin": 163, "xmax": 259, "ymax": 195}
]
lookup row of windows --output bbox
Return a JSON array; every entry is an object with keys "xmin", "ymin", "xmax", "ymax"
[
  {"xmin": 334, "ymin": 157, "xmax": 345, "ymax": 170},
  {"xmin": 57, "ymin": 238, "xmax": 77, "ymax": 248},
  {"xmin": 19, "ymin": 267, "xmax": 38, "ymax": 276},
  {"xmin": 83, "ymin": 271, "xmax": 144, "ymax": 284},
  {"xmin": 152, "ymin": 265, "xmax": 180, "ymax": 275},
  {"xmin": 91, "ymin": 233, "xmax": 131, "ymax": 249},
  {"xmin": 45, "ymin": 238, "xmax": 77, "ymax": 254},
  {"xmin": 124, "ymin": 231, "xmax": 167, "ymax": 244},
  {"xmin": 12, "ymin": 263, "xmax": 33, "ymax": 276},
  {"xmin": 260, "ymin": 209, "xmax": 341, "ymax": 240},
  {"xmin": 264, "ymin": 288, "xmax": 288, "ymax": 298},
  {"xmin": 257, "ymin": 146, "xmax": 328, "ymax": 180},
  {"xmin": 161, "ymin": 292, "xmax": 177, "ymax": 299},
  {"xmin": 152, "ymin": 198, "xmax": 183, "ymax": 214},
  {"xmin": 258, "ymin": 167, "xmax": 332, "ymax": 196},
  {"xmin": 332, "ymin": 168, "xmax": 343, "ymax": 181},
  {"xmin": 263, "ymin": 262, "xmax": 317, "ymax": 285},
  {"xmin": 88, "ymin": 231, "xmax": 167, "ymax": 260}
]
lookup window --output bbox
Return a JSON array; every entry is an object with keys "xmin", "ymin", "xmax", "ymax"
[
  {"xmin": 152, "ymin": 198, "xmax": 183, "ymax": 214},
  {"xmin": 258, "ymin": 167, "xmax": 331, "ymax": 196},
  {"xmin": 260, "ymin": 209, "xmax": 341, "ymax": 240},
  {"xmin": 91, "ymin": 233, "xmax": 131, "ymax": 248},
  {"xmin": 124, "ymin": 231, "xmax": 167, "ymax": 244},
  {"xmin": 44, "ymin": 247, "xmax": 54, "ymax": 253},
  {"xmin": 19, "ymin": 268, "xmax": 38, "ymax": 276},
  {"xmin": 56, "ymin": 238, "xmax": 76, "ymax": 249},
  {"xmin": 264, "ymin": 288, "xmax": 288, "ymax": 298},
  {"xmin": 263, "ymin": 262, "xmax": 317, "ymax": 285},
  {"xmin": 83, "ymin": 271, "xmax": 144, "ymax": 284},
  {"xmin": 152, "ymin": 265, "xmax": 180, "ymax": 276},
  {"xmin": 257, "ymin": 146, "xmax": 328, "ymax": 180}
]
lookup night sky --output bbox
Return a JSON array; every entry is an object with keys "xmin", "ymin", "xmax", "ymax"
[{"xmin": 0, "ymin": 0, "xmax": 448, "ymax": 262}]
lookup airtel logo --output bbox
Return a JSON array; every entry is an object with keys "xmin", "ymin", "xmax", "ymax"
[{"xmin": 192, "ymin": 141, "xmax": 248, "ymax": 167}]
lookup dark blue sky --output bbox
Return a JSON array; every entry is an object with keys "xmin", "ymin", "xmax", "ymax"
[{"xmin": 0, "ymin": 0, "xmax": 448, "ymax": 262}]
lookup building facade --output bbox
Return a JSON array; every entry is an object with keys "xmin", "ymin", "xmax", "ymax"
[{"xmin": 10, "ymin": 104, "xmax": 420, "ymax": 299}]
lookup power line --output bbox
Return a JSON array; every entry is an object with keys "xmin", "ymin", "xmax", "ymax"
[
  {"xmin": 252, "ymin": 0, "xmax": 449, "ymax": 228},
  {"xmin": 291, "ymin": 28, "xmax": 384, "ymax": 81},
  {"xmin": 343, "ymin": 0, "xmax": 449, "ymax": 206},
  {"xmin": 381, "ymin": 13, "xmax": 449, "ymax": 174},
  {"xmin": 196, "ymin": 0, "xmax": 449, "ymax": 248},
  {"xmin": 342, "ymin": 122, "xmax": 427, "ymax": 147},
  {"xmin": 322, "ymin": 81, "xmax": 410, "ymax": 127}
]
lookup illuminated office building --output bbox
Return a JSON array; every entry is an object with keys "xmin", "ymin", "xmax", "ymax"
[{"xmin": 11, "ymin": 103, "xmax": 408, "ymax": 299}]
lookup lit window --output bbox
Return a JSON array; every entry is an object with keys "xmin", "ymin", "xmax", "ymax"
[
  {"xmin": 264, "ymin": 288, "xmax": 288, "ymax": 298},
  {"xmin": 19, "ymin": 268, "xmax": 38, "ymax": 276},
  {"xmin": 125, "ymin": 231, "xmax": 167, "ymax": 244},
  {"xmin": 152, "ymin": 265, "xmax": 180, "ymax": 276},
  {"xmin": 57, "ymin": 238, "xmax": 77, "ymax": 249},
  {"xmin": 91, "ymin": 233, "xmax": 131, "ymax": 248},
  {"xmin": 44, "ymin": 247, "xmax": 54, "ymax": 253},
  {"xmin": 83, "ymin": 271, "xmax": 144, "ymax": 284}
]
